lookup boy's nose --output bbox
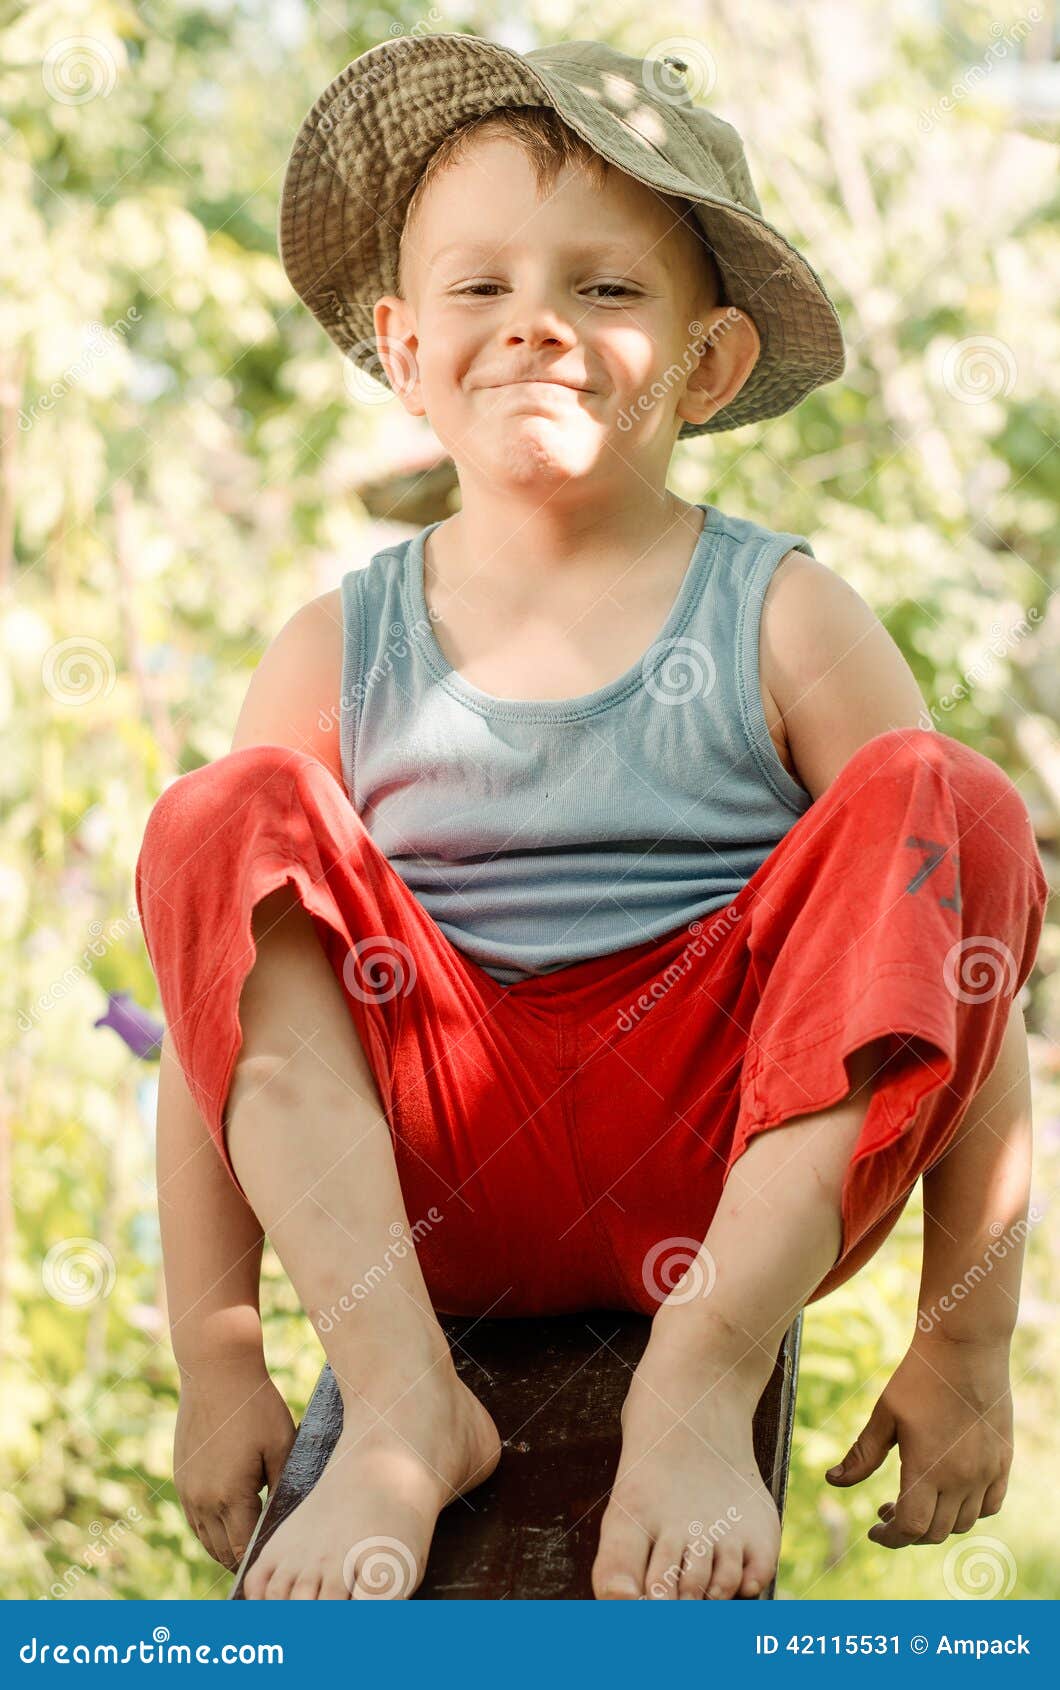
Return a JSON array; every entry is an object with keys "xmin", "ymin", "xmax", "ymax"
[{"xmin": 504, "ymin": 310, "xmax": 578, "ymax": 350}]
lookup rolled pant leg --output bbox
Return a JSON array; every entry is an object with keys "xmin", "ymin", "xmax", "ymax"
[
  {"xmin": 133, "ymin": 742, "xmax": 616, "ymax": 1317},
  {"xmin": 134, "ymin": 744, "xmax": 492, "ymax": 1202},
  {"xmin": 726, "ymin": 726, "xmax": 1049, "ymax": 1298}
]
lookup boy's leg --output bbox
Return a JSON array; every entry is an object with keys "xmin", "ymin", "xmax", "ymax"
[
  {"xmin": 593, "ymin": 1003, "xmax": 1030, "ymax": 1603},
  {"xmin": 226, "ymin": 883, "xmax": 501, "ymax": 1600},
  {"xmin": 590, "ymin": 1033, "xmax": 884, "ymax": 1602},
  {"xmin": 135, "ymin": 746, "xmax": 514, "ymax": 1600},
  {"xmin": 589, "ymin": 727, "xmax": 1047, "ymax": 1601},
  {"xmin": 227, "ymin": 881, "xmax": 453, "ymax": 1379}
]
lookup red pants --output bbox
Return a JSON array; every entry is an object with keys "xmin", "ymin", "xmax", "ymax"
[{"xmin": 135, "ymin": 727, "xmax": 1048, "ymax": 1319}]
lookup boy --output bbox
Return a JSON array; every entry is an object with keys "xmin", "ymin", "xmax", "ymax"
[{"xmin": 135, "ymin": 35, "xmax": 1048, "ymax": 1601}]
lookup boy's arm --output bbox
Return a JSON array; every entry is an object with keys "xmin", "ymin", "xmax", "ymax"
[
  {"xmin": 763, "ymin": 557, "xmax": 1025, "ymax": 1547},
  {"xmin": 158, "ymin": 1027, "xmax": 297, "ymax": 1570},
  {"xmin": 229, "ymin": 588, "xmax": 346, "ymax": 777},
  {"xmin": 759, "ymin": 551, "xmax": 928, "ymax": 800},
  {"xmin": 157, "ymin": 1028, "xmax": 267, "ymax": 1373},
  {"xmin": 760, "ymin": 555, "xmax": 1027, "ymax": 1326}
]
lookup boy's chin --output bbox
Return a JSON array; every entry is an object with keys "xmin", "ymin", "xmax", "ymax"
[{"xmin": 483, "ymin": 415, "xmax": 605, "ymax": 483}]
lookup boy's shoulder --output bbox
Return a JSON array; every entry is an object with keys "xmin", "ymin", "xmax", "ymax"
[
  {"xmin": 759, "ymin": 549, "xmax": 928, "ymax": 801},
  {"xmin": 759, "ymin": 546, "xmax": 894, "ymax": 698},
  {"xmin": 230, "ymin": 588, "xmax": 345, "ymax": 785}
]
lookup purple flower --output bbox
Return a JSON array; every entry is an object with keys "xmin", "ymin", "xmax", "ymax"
[{"xmin": 93, "ymin": 991, "xmax": 164, "ymax": 1060}]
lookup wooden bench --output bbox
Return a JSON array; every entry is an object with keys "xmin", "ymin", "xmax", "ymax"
[{"xmin": 230, "ymin": 1308, "xmax": 801, "ymax": 1600}]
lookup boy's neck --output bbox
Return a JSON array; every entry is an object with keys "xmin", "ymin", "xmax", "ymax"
[{"xmin": 429, "ymin": 480, "xmax": 705, "ymax": 601}]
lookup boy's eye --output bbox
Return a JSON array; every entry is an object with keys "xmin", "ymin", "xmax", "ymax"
[{"xmin": 453, "ymin": 282, "xmax": 639, "ymax": 300}]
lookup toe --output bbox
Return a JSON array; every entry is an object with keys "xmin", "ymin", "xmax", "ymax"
[
  {"xmin": 320, "ymin": 1568, "xmax": 352, "ymax": 1601},
  {"xmin": 289, "ymin": 1572, "xmax": 322, "ymax": 1600},
  {"xmin": 243, "ymin": 1558, "xmax": 279, "ymax": 1600},
  {"xmin": 592, "ymin": 1511, "xmax": 651, "ymax": 1599},
  {"xmin": 645, "ymin": 1533, "xmax": 692, "ymax": 1600},
  {"xmin": 738, "ymin": 1547, "xmax": 775, "ymax": 1599},
  {"xmin": 678, "ymin": 1526, "xmax": 715, "ymax": 1599},
  {"xmin": 706, "ymin": 1539, "xmax": 744, "ymax": 1600},
  {"xmin": 262, "ymin": 1564, "xmax": 296, "ymax": 1600}
]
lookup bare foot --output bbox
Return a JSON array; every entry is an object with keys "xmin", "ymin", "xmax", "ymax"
[
  {"xmin": 243, "ymin": 1356, "xmax": 501, "ymax": 1599},
  {"xmin": 591, "ymin": 1327, "xmax": 780, "ymax": 1600}
]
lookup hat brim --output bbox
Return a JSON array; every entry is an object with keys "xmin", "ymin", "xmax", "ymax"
[{"xmin": 279, "ymin": 32, "xmax": 845, "ymax": 438}]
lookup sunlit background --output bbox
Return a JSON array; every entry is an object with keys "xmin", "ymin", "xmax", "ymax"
[{"xmin": 2, "ymin": 0, "xmax": 1058, "ymax": 1598}]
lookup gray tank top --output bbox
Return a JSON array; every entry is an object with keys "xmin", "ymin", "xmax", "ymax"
[{"xmin": 338, "ymin": 502, "xmax": 815, "ymax": 984}]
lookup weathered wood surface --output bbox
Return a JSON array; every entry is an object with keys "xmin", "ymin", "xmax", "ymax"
[
  {"xmin": 231, "ymin": 1308, "xmax": 801, "ymax": 1600},
  {"xmin": 355, "ymin": 456, "xmax": 457, "ymax": 527}
]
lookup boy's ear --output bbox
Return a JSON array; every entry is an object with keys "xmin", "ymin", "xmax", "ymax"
[
  {"xmin": 368, "ymin": 296, "xmax": 426, "ymax": 416},
  {"xmin": 677, "ymin": 306, "xmax": 761, "ymax": 431}
]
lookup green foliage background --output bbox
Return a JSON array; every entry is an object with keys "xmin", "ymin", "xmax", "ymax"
[{"xmin": 2, "ymin": 0, "xmax": 1057, "ymax": 1599}]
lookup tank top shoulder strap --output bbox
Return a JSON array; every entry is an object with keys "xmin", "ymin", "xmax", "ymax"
[
  {"xmin": 338, "ymin": 533, "xmax": 415, "ymax": 808},
  {"xmin": 692, "ymin": 503, "xmax": 817, "ymax": 811}
]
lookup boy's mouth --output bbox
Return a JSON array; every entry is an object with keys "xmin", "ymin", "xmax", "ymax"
[{"xmin": 480, "ymin": 376, "xmax": 591, "ymax": 393}]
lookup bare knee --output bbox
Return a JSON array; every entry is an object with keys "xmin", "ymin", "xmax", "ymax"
[{"xmin": 226, "ymin": 1049, "xmax": 300, "ymax": 1124}]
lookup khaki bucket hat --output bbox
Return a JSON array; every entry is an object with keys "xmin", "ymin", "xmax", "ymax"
[{"xmin": 278, "ymin": 32, "xmax": 846, "ymax": 437}]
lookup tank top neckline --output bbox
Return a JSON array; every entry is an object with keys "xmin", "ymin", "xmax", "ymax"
[{"xmin": 401, "ymin": 502, "xmax": 719, "ymax": 723}]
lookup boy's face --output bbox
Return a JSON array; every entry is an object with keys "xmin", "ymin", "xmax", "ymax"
[{"xmin": 373, "ymin": 135, "xmax": 758, "ymax": 489}]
